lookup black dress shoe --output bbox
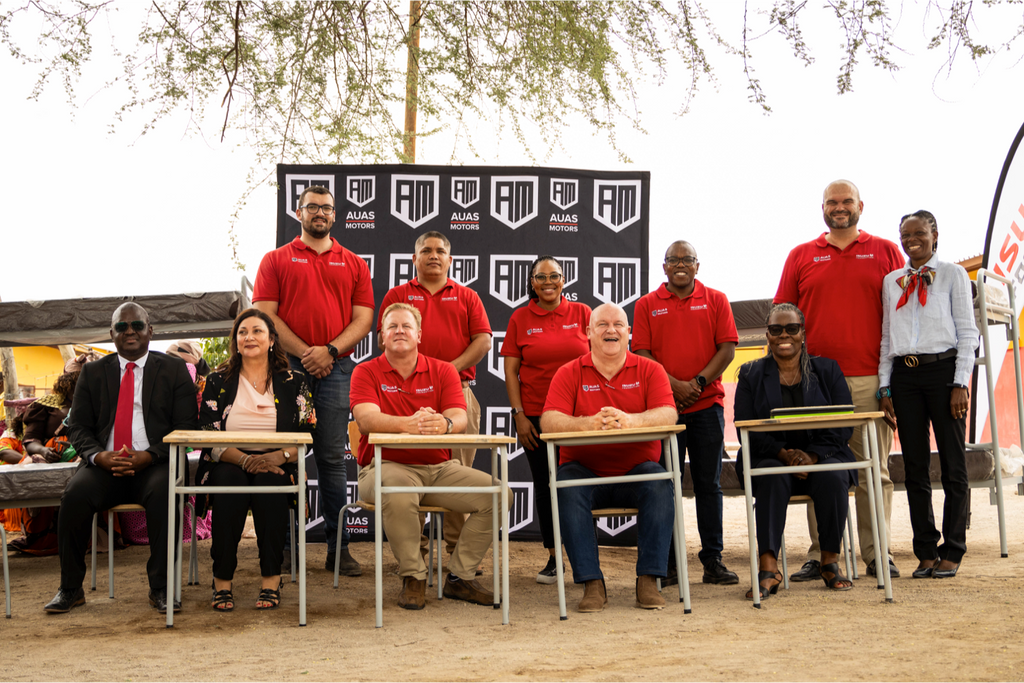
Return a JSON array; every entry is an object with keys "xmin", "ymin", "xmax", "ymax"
[
  {"xmin": 149, "ymin": 589, "xmax": 182, "ymax": 613},
  {"xmin": 789, "ymin": 559, "xmax": 821, "ymax": 582},
  {"xmin": 44, "ymin": 587, "xmax": 85, "ymax": 613},
  {"xmin": 933, "ymin": 563, "xmax": 960, "ymax": 579},
  {"xmin": 912, "ymin": 564, "xmax": 934, "ymax": 579},
  {"xmin": 702, "ymin": 559, "xmax": 739, "ymax": 585},
  {"xmin": 865, "ymin": 559, "xmax": 901, "ymax": 578}
]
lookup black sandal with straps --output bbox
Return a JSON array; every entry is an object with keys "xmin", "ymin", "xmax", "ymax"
[
  {"xmin": 211, "ymin": 580, "xmax": 234, "ymax": 612},
  {"xmin": 256, "ymin": 582, "xmax": 282, "ymax": 611}
]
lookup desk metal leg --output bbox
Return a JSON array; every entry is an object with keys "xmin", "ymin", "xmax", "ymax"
[
  {"xmin": 175, "ymin": 493, "xmax": 185, "ymax": 606},
  {"xmin": 108, "ymin": 510, "xmax": 115, "ymax": 598},
  {"xmin": 374, "ymin": 446, "xmax": 384, "ymax": 628},
  {"xmin": 166, "ymin": 445, "xmax": 178, "ymax": 628},
  {"xmin": 740, "ymin": 429, "xmax": 761, "ymax": 608},
  {"xmin": 548, "ymin": 443, "xmax": 568, "ymax": 620},
  {"xmin": 298, "ymin": 445, "xmax": 307, "ymax": 626},
  {"xmin": 667, "ymin": 436, "xmax": 691, "ymax": 612},
  {"xmin": 866, "ymin": 424, "xmax": 893, "ymax": 602},
  {"xmin": 500, "ymin": 445, "xmax": 510, "ymax": 625},
  {"xmin": 2, "ymin": 526, "xmax": 10, "ymax": 618},
  {"xmin": 492, "ymin": 448, "xmax": 499, "ymax": 610}
]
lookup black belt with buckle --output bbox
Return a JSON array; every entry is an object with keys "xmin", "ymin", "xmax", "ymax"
[{"xmin": 896, "ymin": 348, "xmax": 957, "ymax": 368}]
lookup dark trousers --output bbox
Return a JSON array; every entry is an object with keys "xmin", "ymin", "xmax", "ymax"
[
  {"xmin": 208, "ymin": 462, "xmax": 293, "ymax": 579},
  {"xmin": 523, "ymin": 415, "xmax": 556, "ymax": 549},
  {"xmin": 663, "ymin": 404, "xmax": 725, "ymax": 567},
  {"xmin": 57, "ymin": 462, "xmax": 175, "ymax": 592},
  {"xmin": 891, "ymin": 357, "xmax": 969, "ymax": 563},
  {"xmin": 752, "ymin": 457, "xmax": 850, "ymax": 559}
]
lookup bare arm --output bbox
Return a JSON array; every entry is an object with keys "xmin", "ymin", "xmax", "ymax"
[
  {"xmin": 452, "ymin": 333, "xmax": 491, "ymax": 373},
  {"xmin": 503, "ymin": 356, "xmax": 540, "ymax": 450}
]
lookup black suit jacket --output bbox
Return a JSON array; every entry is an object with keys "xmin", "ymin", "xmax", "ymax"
[
  {"xmin": 67, "ymin": 350, "xmax": 199, "ymax": 465},
  {"xmin": 734, "ymin": 354, "xmax": 857, "ymax": 488}
]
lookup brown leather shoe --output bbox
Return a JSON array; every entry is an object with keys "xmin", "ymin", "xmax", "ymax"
[
  {"xmin": 577, "ymin": 579, "xmax": 607, "ymax": 613},
  {"xmin": 398, "ymin": 577, "xmax": 426, "ymax": 610},
  {"xmin": 636, "ymin": 575, "xmax": 665, "ymax": 610},
  {"xmin": 442, "ymin": 575, "xmax": 493, "ymax": 606}
]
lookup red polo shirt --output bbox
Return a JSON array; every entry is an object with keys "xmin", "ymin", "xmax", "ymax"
[
  {"xmin": 349, "ymin": 353, "xmax": 466, "ymax": 467},
  {"xmin": 500, "ymin": 297, "xmax": 592, "ymax": 415},
  {"xmin": 253, "ymin": 237, "xmax": 374, "ymax": 352},
  {"xmin": 377, "ymin": 278, "xmax": 492, "ymax": 382},
  {"xmin": 632, "ymin": 281, "xmax": 738, "ymax": 415},
  {"xmin": 544, "ymin": 352, "xmax": 674, "ymax": 477},
  {"xmin": 774, "ymin": 231, "xmax": 903, "ymax": 377}
]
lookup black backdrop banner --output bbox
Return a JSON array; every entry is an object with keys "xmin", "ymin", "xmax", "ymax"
[{"xmin": 275, "ymin": 164, "xmax": 650, "ymax": 546}]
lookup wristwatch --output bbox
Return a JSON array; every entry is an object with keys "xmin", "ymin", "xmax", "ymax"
[
  {"xmin": 283, "ymin": 450, "xmax": 291, "ymax": 463},
  {"xmin": 444, "ymin": 416, "xmax": 454, "ymax": 434},
  {"xmin": 876, "ymin": 387, "xmax": 892, "ymax": 399},
  {"xmin": 326, "ymin": 343, "xmax": 340, "ymax": 358},
  {"xmin": 510, "ymin": 408, "xmax": 520, "ymax": 417},
  {"xmin": 694, "ymin": 375, "xmax": 707, "ymax": 392}
]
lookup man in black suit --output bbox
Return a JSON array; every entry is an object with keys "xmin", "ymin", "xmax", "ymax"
[{"xmin": 44, "ymin": 302, "xmax": 198, "ymax": 614}]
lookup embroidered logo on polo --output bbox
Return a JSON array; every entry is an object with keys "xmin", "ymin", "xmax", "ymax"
[
  {"xmin": 486, "ymin": 331, "xmax": 506, "ymax": 382},
  {"xmin": 407, "ymin": 295, "xmax": 425, "ymax": 301},
  {"xmin": 352, "ymin": 333, "xmax": 372, "ymax": 363},
  {"xmin": 813, "ymin": 255, "xmax": 832, "ymax": 263},
  {"xmin": 582, "ymin": 384, "xmax": 601, "ymax": 392},
  {"xmin": 451, "ymin": 177, "xmax": 480, "ymax": 208},
  {"xmin": 621, "ymin": 381, "xmax": 640, "ymax": 390},
  {"xmin": 593, "ymin": 257, "xmax": 641, "ymax": 307},
  {"xmin": 286, "ymin": 174, "xmax": 335, "ymax": 224},
  {"xmin": 856, "ymin": 253, "xmax": 875, "ymax": 259},
  {"xmin": 441, "ymin": 296, "xmax": 458, "ymax": 302},
  {"xmin": 486, "ymin": 407, "xmax": 524, "ymax": 460},
  {"xmin": 652, "ymin": 308, "xmax": 668, "ymax": 317},
  {"xmin": 550, "ymin": 178, "xmax": 578, "ymax": 210},
  {"xmin": 490, "ymin": 254, "xmax": 536, "ymax": 308},
  {"xmin": 491, "ymin": 176, "xmax": 539, "ymax": 230},
  {"xmin": 380, "ymin": 384, "xmax": 399, "ymax": 393},
  {"xmin": 562, "ymin": 323, "xmax": 579, "ymax": 330},
  {"xmin": 391, "ymin": 174, "xmax": 439, "ymax": 228},
  {"xmin": 346, "ymin": 175, "xmax": 375, "ymax": 207},
  {"xmin": 526, "ymin": 328, "xmax": 543, "ymax": 335},
  {"xmin": 291, "ymin": 257, "xmax": 309, "ymax": 264},
  {"xmin": 690, "ymin": 304, "xmax": 707, "ymax": 311},
  {"xmin": 593, "ymin": 180, "xmax": 641, "ymax": 233},
  {"xmin": 414, "ymin": 386, "xmax": 434, "ymax": 394}
]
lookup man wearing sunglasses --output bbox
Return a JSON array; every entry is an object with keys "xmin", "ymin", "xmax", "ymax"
[
  {"xmin": 774, "ymin": 179, "xmax": 905, "ymax": 582},
  {"xmin": 46, "ymin": 303, "xmax": 198, "ymax": 614},
  {"xmin": 376, "ymin": 231, "xmax": 491, "ymax": 563},
  {"xmin": 253, "ymin": 185, "xmax": 375, "ymax": 577},
  {"xmin": 633, "ymin": 240, "xmax": 740, "ymax": 588}
]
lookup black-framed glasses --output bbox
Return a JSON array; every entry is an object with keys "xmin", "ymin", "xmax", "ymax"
[
  {"xmin": 532, "ymin": 273, "xmax": 563, "ymax": 283},
  {"xmin": 301, "ymin": 203, "xmax": 335, "ymax": 215},
  {"xmin": 113, "ymin": 320, "xmax": 147, "ymax": 334},
  {"xmin": 766, "ymin": 324, "xmax": 803, "ymax": 337},
  {"xmin": 665, "ymin": 256, "xmax": 698, "ymax": 267}
]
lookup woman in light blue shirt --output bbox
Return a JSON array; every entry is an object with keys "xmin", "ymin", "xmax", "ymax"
[{"xmin": 878, "ymin": 210, "xmax": 978, "ymax": 579}]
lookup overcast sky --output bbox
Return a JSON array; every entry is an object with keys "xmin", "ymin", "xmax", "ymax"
[{"xmin": 2, "ymin": 3, "xmax": 1022, "ymax": 307}]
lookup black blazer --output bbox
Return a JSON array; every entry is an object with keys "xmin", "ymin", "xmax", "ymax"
[
  {"xmin": 67, "ymin": 351, "xmax": 199, "ymax": 466},
  {"xmin": 734, "ymin": 354, "xmax": 857, "ymax": 488}
]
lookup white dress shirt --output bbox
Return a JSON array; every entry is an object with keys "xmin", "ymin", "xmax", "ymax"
[
  {"xmin": 879, "ymin": 254, "xmax": 979, "ymax": 388},
  {"xmin": 91, "ymin": 352, "xmax": 153, "ymax": 463}
]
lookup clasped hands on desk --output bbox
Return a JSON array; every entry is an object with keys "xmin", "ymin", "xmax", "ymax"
[
  {"xmin": 163, "ymin": 430, "xmax": 312, "ymax": 628},
  {"xmin": 734, "ymin": 412, "xmax": 893, "ymax": 607}
]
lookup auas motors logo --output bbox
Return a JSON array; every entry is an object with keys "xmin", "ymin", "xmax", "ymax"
[
  {"xmin": 380, "ymin": 384, "xmax": 399, "ymax": 393},
  {"xmin": 291, "ymin": 257, "xmax": 308, "ymax": 264},
  {"xmin": 652, "ymin": 308, "xmax": 668, "ymax": 317},
  {"xmin": 582, "ymin": 384, "xmax": 601, "ymax": 392},
  {"xmin": 813, "ymin": 255, "xmax": 832, "ymax": 263},
  {"xmin": 526, "ymin": 327, "xmax": 543, "ymax": 335}
]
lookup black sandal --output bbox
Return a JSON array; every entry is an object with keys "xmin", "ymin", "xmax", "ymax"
[
  {"xmin": 820, "ymin": 562, "xmax": 853, "ymax": 591},
  {"xmin": 211, "ymin": 580, "xmax": 234, "ymax": 612},
  {"xmin": 256, "ymin": 581, "xmax": 282, "ymax": 611},
  {"xmin": 745, "ymin": 570, "xmax": 782, "ymax": 600}
]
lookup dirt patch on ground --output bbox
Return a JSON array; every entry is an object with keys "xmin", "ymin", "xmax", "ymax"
[{"xmin": 2, "ymin": 492, "xmax": 1023, "ymax": 681}]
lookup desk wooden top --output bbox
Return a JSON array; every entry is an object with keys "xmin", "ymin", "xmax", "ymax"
[
  {"xmin": 735, "ymin": 412, "xmax": 884, "ymax": 428},
  {"xmin": 164, "ymin": 430, "xmax": 313, "ymax": 446},
  {"xmin": 542, "ymin": 424, "xmax": 685, "ymax": 442},
  {"xmin": 367, "ymin": 433, "xmax": 516, "ymax": 445}
]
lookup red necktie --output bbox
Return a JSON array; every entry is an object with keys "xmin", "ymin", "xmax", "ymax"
[{"xmin": 113, "ymin": 362, "xmax": 136, "ymax": 450}]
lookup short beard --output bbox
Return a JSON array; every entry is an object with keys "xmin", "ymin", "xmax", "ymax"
[
  {"xmin": 826, "ymin": 211, "xmax": 859, "ymax": 230},
  {"xmin": 303, "ymin": 220, "xmax": 331, "ymax": 239}
]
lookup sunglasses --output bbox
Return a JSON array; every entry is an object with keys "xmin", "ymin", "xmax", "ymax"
[
  {"xmin": 766, "ymin": 324, "xmax": 803, "ymax": 337},
  {"xmin": 113, "ymin": 320, "xmax": 147, "ymax": 334}
]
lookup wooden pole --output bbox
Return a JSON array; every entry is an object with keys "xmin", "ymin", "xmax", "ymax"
[
  {"xmin": 403, "ymin": 0, "xmax": 421, "ymax": 163},
  {"xmin": 0, "ymin": 296, "xmax": 18, "ymax": 403}
]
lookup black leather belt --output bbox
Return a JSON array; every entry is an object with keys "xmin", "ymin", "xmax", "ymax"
[{"xmin": 895, "ymin": 348, "xmax": 957, "ymax": 368}]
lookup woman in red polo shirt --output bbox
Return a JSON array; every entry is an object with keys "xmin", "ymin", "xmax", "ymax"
[{"xmin": 501, "ymin": 255, "xmax": 591, "ymax": 584}]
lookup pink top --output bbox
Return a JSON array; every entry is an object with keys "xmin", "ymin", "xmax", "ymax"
[{"xmin": 225, "ymin": 378, "xmax": 277, "ymax": 433}]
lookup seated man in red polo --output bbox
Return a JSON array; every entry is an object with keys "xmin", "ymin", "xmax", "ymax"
[
  {"xmin": 350, "ymin": 302, "xmax": 502, "ymax": 611},
  {"xmin": 541, "ymin": 303, "xmax": 678, "ymax": 613}
]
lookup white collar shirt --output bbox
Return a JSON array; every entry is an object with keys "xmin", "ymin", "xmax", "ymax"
[{"xmin": 104, "ymin": 351, "xmax": 152, "ymax": 453}]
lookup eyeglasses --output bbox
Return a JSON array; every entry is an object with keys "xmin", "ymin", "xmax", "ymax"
[
  {"xmin": 532, "ymin": 273, "xmax": 563, "ymax": 283},
  {"xmin": 301, "ymin": 204, "xmax": 335, "ymax": 215},
  {"xmin": 665, "ymin": 256, "xmax": 698, "ymax": 267},
  {"xmin": 113, "ymin": 320, "xmax": 147, "ymax": 334},
  {"xmin": 766, "ymin": 324, "xmax": 804, "ymax": 337}
]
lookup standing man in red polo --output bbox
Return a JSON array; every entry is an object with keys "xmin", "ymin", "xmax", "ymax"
[
  {"xmin": 774, "ymin": 179, "xmax": 904, "ymax": 581},
  {"xmin": 253, "ymin": 185, "xmax": 374, "ymax": 576},
  {"xmin": 377, "ymin": 231, "xmax": 492, "ymax": 558},
  {"xmin": 633, "ymin": 240, "xmax": 739, "ymax": 587}
]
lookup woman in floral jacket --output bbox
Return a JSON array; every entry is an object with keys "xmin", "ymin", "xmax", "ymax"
[{"xmin": 196, "ymin": 308, "xmax": 315, "ymax": 612}]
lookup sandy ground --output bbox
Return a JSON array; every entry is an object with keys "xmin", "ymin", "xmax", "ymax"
[{"xmin": 2, "ymin": 491, "xmax": 1023, "ymax": 682}]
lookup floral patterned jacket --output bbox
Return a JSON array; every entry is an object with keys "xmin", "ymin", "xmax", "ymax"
[{"xmin": 193, "ymin": 368, "xmax": 315, "ymax": 513}]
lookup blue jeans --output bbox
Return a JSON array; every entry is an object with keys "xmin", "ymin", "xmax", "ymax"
[
  {"xmin": 289, "ymin": 354, "xmax": 355, "ymax": 552},
  {"xmin": 557, "ymin": 460, "xmax": 674, "ymax": 583},
  {"xmin": 666, "ymin": 404, "xmax": 725, "ymax": 567}
]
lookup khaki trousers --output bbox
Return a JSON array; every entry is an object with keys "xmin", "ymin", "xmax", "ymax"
[
  {"xmin": 359, "ymin": 458, "xmax": 504, "ymax": 582},
  {"xmin": 437, "ymin": 383, "xmax": 481, "ymax": 554},
  {"xmin": 806, "ymin": 374, "xmax": 894, "ymax": 566}
]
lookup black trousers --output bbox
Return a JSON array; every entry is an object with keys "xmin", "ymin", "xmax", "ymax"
[
  {"xmin": 891, "ymin": 356, "xmax": 969, "ymax": 563},
  {"xmin": 752, "ymin": 457, "xmax": 850, "ymax": 560},
  {"xmin": 208, "ymin": 462, "xmax": 292, "ymax": 579},
  {"xmin": 57, "ymin": 462, "xmax": 175, "ymax": 592},
  {"xmin": 523, "ymin": 415, "xmax": 556, "ymax": 549}
]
